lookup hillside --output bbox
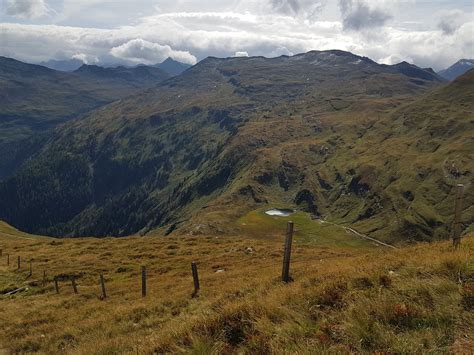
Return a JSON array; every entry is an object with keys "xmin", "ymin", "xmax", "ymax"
[
  {"xmin": 438, "ymin": 59, "xmax": 474, "ymax": 81},
  {"xmin": 0, "ymin": 57, "xmax": 169, "ymax": 180},
  {"xmin": 1, "ymin": 50, "xmax": 467, "ymax": 242},
  {"xmin": 0, "ymin": 221, "xmax": 472, "ymax": 353}
]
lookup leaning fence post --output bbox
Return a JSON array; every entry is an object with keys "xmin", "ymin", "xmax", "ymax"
[
  {"xmin": 453, "ymin": 184, "xmax": 464, "ymax": 249},
  {"xmin": 141, "ymin": 266, "xmax": 147, "ymax": 297},
  {"xmin": 54, "ymin": 278, "xmax": 60, "ymax": 294},
  {"xmin": 191, "ymin": 261, "xmax": 200, "ymax": 297},
  {"xmin": 71, "ymin": 278, "xmax": 78, "ymax": 294},
  {"xmin": 282, "ymin": 221, "xmax": 294, "ymax": 283},
  {"xmin": 100, "ymin": 273, "xmax": 107, "ymax": 299}
]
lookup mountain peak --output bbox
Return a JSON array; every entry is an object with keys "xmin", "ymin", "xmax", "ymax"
[
  {"xmin": 161, "ymin": 57, "xmax": 179, "ymax": 65},
  {"xmin": 156, "ymin": 57, "xmax": 192, "ymax": 76},
  {"xmin": 438, "ymin": 58, "xmax": 474, "ymax": 80}
]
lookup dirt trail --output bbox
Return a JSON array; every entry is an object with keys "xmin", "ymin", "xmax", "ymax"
[{"xmin": 319, "ymin": 219, "xmax": 397, "ymax": 249}]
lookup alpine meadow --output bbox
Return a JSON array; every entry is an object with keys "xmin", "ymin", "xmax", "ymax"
[{"xmin": 0, "ymin": 0, "xmax": 473, "ymax": 353}]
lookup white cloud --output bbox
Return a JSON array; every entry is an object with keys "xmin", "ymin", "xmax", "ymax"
[
  {"xmin": 234, "ymin": 51, "xmax": 249, "ymax": 57},
  {"xmin": 110, "ymin": 39, "xmax": 197, "ymax": 65},
  {"xmin": 268, "ymin": 46, "xmax": 294, "ymax": 57},
  {"xmin": 269, "ymin": 0, "xmax": 325, "ymax": 19},
  {"xmin": 5, "ymin": 0, "xmax": 48, "ymax": 19},
  {"xmin": 71, "ymin": 53, "xmax": 98, "ymax": 65},
  {"xmin": 0, "ymin": 2, "xmax": 473, "ymax": 71}
]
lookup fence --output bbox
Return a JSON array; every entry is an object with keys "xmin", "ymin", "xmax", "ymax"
[{"xmin": 0, "ymin": 184, "xmax": 466, "ymax": 298}]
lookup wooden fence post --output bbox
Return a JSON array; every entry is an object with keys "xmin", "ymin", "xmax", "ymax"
[
  {"xmin": 141, "ymin": 266, "xmax": 147, "ymax": 297},
  {"xmin": 54, "ymin": 278, "xmax": 60, "ymax": 294},
  {"xmin": 100, "ymin": 273, "xmax": 107, "ymax": 299},
  {"xmin": 191, "ymin": 261, "xmax": 200, "ymax": 297},
  {"xmin": 0, "ymin": 249, "xmax": 2, "ymax": 257},
  {"xmin": 17, "ymin": 256, "xmax": 20, "ymax": 270},
  {"xmin": 29, "ymin": 259, "xmax": 32, "ymax": 277},
  {"xmin": 453, "ymin": 184, "xmax": 464, "ymax": 249},
  {"xmin": 71, "ymin": 278, "xmax": 78, "ymax": 294},
  {"xmin": 282, "ymin": 221, "xmax": 294, "ymax": 283},
  {"xmin": 6, "ymin": 253, "xmax": 9, "ymax": 266}
]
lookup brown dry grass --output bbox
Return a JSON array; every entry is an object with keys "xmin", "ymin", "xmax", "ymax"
[{"xmin": 0, "ymin": 221, "xmax": 472, "ymax": 354}]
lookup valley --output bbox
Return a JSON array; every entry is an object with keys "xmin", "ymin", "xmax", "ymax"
[
  {"xmin": 1, "ymin": 0, "xmax": 473, "ymax": 351},
  {"xmin": 1, "ymin": 50, "xmax": 471, "ymax": 243}
]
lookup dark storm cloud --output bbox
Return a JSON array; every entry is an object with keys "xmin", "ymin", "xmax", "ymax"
[{"xmin": 339, "ymin": 0, "xmax": 391, "ymax": 30}]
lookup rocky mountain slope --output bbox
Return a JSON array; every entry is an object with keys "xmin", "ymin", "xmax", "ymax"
[{"xmin": 2, "ymin": 50, "xmax": 469, "ymax": 242}]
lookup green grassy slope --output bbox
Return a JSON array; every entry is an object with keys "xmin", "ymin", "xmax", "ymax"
[
  {"xmin": 1, "ymin": 50, "xmax": 465, "ymax": 242},
  {"xmin": 188, "ymin": 69, "xmax": 473, "ymax": 243}
]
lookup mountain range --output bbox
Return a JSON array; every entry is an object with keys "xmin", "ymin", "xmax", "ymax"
[
  {"xmin": 0, "ymin": 57, "xmax": 193, "ymax": 180},
  {"xmin": 39, "ymin": 57, "xmax": 192, "ymax": 76},
  {"xmin": 1, "ymin": 50, "xmax": 471, "ymax": 242}
]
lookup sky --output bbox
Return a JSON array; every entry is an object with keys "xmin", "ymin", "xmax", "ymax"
[{"xmin": 0, "ymin": 0, "xmax": 473, "ymax": 70}]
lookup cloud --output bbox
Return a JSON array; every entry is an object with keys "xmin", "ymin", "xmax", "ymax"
[
  {"xmin": 234, "ymin": 51, "xmax": 249, "ymax": 57},
  {"xmin": 110, "ymin": 39, "xmax": 197, "ymax": 65},
  {"xmin": 271, "ymin": 0, "xmax": 300, "ymax": 15},
  {"xmin": 268, "ymin": 46, "xmax": 294, "ymax": 57},
  {"xmin": 0, "ymin": 6, "xmax": 472, "ymax": 71},
  {"xmin": 339, "ymin": 0, "xmax": 391, "ymax": 30},
  {"xmin": 269, "ymin": 0, "xmax": 324, "ymax": 19},
  {"xmin": 71, "ymin": 53, "xmax": 98, "ymax": 65},
  {"xmin": 437, "ymin": 10, "xmax": 465, "ymax": 35},
  {"xmin": 5, "ymin": 0, "xmax": 48, "ymax": 19}
]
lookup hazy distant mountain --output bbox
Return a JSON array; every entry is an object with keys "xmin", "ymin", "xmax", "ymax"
[
  {"xmin": 438, "ymin": 59, "xmax": 474, "ymax": 80},
  {"xmin": 39, "ymin": 58, "xmax": 85, "ymax": 71},
  {"xmin": 74, "ymin": 64, "xmax": 169, "ymax": 85},
  {"xmin": 388, "ymin": 61, "xmax": 443, "ymax": 81},
  {"xmin": 2, "ymin": 49, "xmax": 465, "ymax": 242},
  {"xmin": 156, "ymin": 57, "xmax": 192, "ymax": 76}
]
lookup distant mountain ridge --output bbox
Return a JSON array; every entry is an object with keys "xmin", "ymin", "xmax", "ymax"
[
  {"xmin": 438, "ymin": 59, "xmax": 474, "ymax": 80},
  {"xmin": 38, "ymin": 56, "xmax": 192, "ymax": 75},
  {"xmin": 74, "ymin": 64, "xmax": 170, "ymax": 85},
  {"xmin": 156, "ymin": 57, "xmax": 192, "ymax": 76},
  {"xmin": 39, "ymin": 58, "xmax": 84, "ymax": 71}
]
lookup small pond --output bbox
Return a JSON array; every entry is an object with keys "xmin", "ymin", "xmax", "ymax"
[{"xmin": 265, "ymin": 208, "xmax": 295, "ymax": 217}]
